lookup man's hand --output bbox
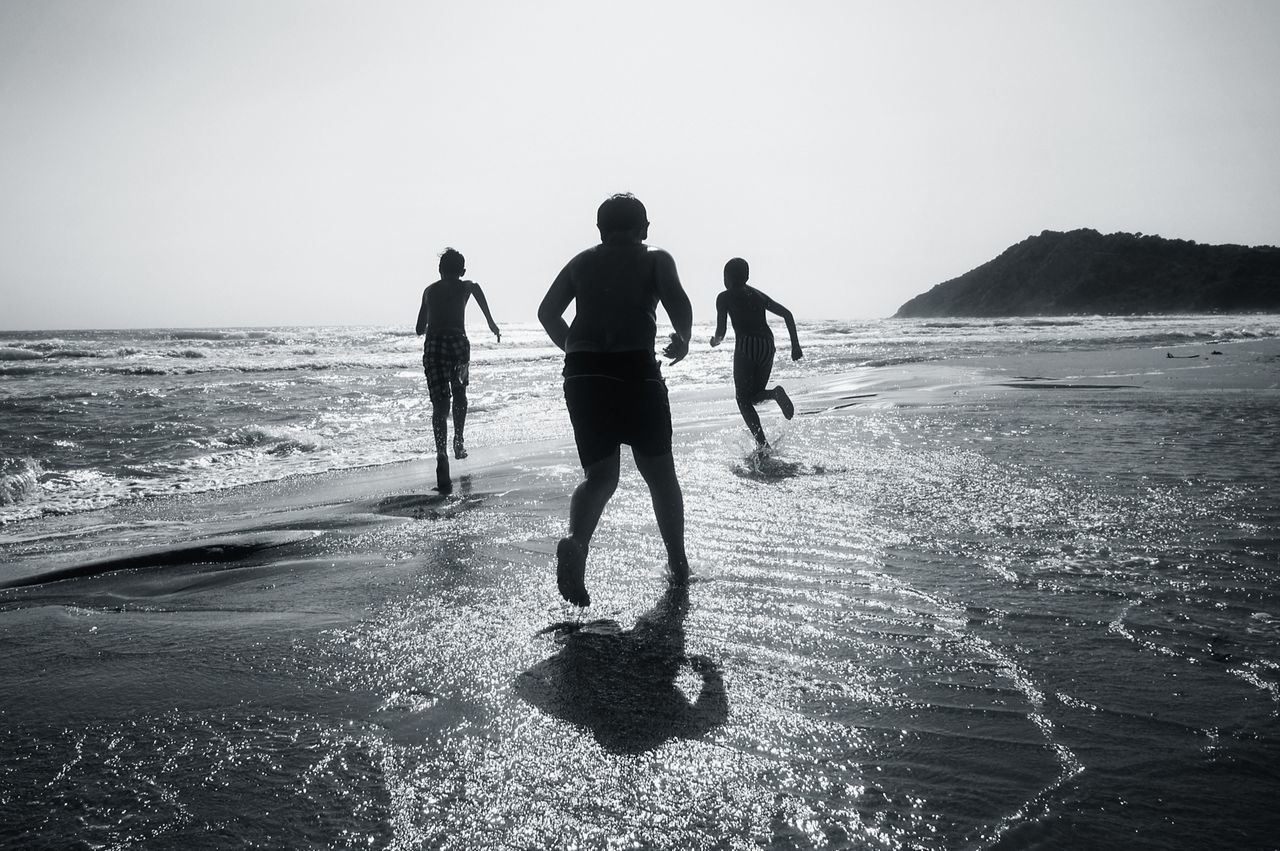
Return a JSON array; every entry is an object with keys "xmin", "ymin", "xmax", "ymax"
[
  {"xmin": 791, "ymin": 343, "xmax": 803, "ymax": 361},
  {"xmin": 709, "ymin": 335, "xmax": 723, "ymax": 347},
  {"xmin": 663, "ymin": 332, "xmax": 689, "ymax": 365}
]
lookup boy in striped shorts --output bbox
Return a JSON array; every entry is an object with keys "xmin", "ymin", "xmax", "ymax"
[{"xmin": 710, "ymin": 257, "xmax": 802, "ymax": 448}]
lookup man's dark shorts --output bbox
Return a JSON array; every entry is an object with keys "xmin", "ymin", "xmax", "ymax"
[
  {"xmin": 563, "ymin": 351, "xmax": 672, "ymax": 468},
  {"xmin": 423, "ymin": 331, "xmax": 470, "ymax": 405}
]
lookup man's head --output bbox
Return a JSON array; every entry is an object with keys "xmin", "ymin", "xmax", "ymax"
[
  {"xmin": 596, "ymin": 193, "xmax": 649, "ymax": 244},
  {"xmin": 439, "ymin": 247, "xmax": 465, "ymax": 278},
  {"xmin": 724, "ymin": 257, "xmax": 749, "ymax": 289}
]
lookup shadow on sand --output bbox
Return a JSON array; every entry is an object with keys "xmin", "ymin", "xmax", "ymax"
[
  {"xmin": 514, "ymin": 584, "xmax": 727, "ymax": 755},
  {"xmin": 374, "ymin": 476, "xmax": 485, "ymax": 520}
]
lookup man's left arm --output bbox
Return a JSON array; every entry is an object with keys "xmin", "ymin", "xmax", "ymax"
[{"xmin": 654, "ymin": 251, "xmax": 693, "ymax": 364}]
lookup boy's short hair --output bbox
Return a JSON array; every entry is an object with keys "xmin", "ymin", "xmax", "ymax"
[
  {"xmin": 439, "ymin": 247, "xmax": 465, "ymax": 276},
  {"xmin": 596, "ymin": 193, "xmax": 648, "ymax": 236},
  {"xmin": 725, "ymin": 257, "xmax": 750, "ymax": 285}
]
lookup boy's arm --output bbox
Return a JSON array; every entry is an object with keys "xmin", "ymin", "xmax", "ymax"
[
  {"xmin": 414, "ymin": 288, "xmax": 430, "ymax": 336},
  {"xmin": 710, "ymin": 292, "xmax": 728, "ymax": 346},
  {"xmin": 766, "ymin": 296, "xmax": 802, "ymax": 360},
  {"xmin": 537, "ymin": 263, "xmax": 575, "ymax": 352},
  {"xmin": 470, "ymin": 282, "xmax": 501, "ymax": 342},
  {"xmin": 654, "ymin": 250, "xmax": 692, "ymax": 364}
]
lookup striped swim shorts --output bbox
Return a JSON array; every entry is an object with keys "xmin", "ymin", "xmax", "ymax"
[{"xmin": 733, "ymin": 334, "xmax": 775, "ymax": 399}]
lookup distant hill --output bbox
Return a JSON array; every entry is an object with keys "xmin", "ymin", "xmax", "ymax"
[{"xmin": 894, "ymin": 229, "xmax": 1280, "ymax": 317}]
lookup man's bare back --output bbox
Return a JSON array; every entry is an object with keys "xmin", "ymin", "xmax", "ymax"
[{"xmin": 540, "ymin": 244, "xmax": 687, "ymax": 355}]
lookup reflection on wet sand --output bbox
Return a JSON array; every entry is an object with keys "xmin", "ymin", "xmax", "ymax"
[{"xmin": 516, "ymin": 584, "xmax": 727, "ymax": 754}]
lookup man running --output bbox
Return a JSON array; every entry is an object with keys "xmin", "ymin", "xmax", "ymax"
[
  {"xmin": 538, "ymin": 194, "xmax": 693, "ymax": 606},
  {"xmin": 710, "ymin": 257, "xmax": 802, "ymax": 447},
  {"xmin": 415, "ymin": 247, "xmax": 501, "ymax": 493}
]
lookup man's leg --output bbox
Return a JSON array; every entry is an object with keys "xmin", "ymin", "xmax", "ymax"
[
  {"xmin": 451, "ymin": 378, "xmax": 468, "ymax": 459},
  {"xmin": 557, "ymin": 449, "xmax": 620, "ymax": 606},
  {"xmin": 633, "ymin": 450, "xmax": 689, "ymax": 582}
]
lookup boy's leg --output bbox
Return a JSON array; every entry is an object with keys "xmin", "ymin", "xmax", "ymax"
[
  {"xmin": 451, "ymin": 378, "xmax": 468, "ymax": 459},
  {"xmin": 735, "ymin": 397, "xmax": 768, "ymax": 446},
  {"xmin": 557, "ymin": 448, "xmax": 621, "ymax": 606},
  {"xmin": 430, "ymin": 385, "xmax": 452, "ymax": 493},
  {"xmin": 734, "ymin": 345, "xmax": 773, "ymax": 445},
  {"xmin": 768, "ymin": 386, "xmax": 794, "ymax": 419},
  {"xmin": 633, "ymin": 449, "xmax": 689, "ymax": 582}
]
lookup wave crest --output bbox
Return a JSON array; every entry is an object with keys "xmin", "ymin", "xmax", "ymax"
[
  {"xmin": 0, "ymin": 457, "xmax": 43, "ymax": 507},
  {"xmin": 0, "ymin": 347, "xmax": 43, "ymax": 361}
]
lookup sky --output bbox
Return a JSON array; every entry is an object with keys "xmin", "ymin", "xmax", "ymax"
[{"xmin": 2, "ymin": 0, "xmax": 1278, "ymax": 330}]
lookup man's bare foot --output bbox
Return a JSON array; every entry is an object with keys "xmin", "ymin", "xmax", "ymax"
[
  {"xmin": 453, "ymin": 437, "xmax": 468, "ymax": 460},
  {"xmin": 435, "ymin": 455, "xmax": 452, "ymax": 494},
  {"xmin": 775, "ymin": 387, "xmax": 794, "ymax": 420},
  {"xmin": 556, "ymin": 537, "xmax": 590, "ymax": 607},
  {"xmin": 667, "ymin": 558, "xmax": 690, "ymax": 587}
]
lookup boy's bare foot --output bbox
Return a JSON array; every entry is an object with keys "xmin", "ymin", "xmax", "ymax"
[
  {"xmin": 775, "ymin": 387, "xmax": 794, "ymax": 420},
  {"xmin": 453, "ymin": 437, "xmax": 468, "ymax": 460},
  {"xmin": 556, "ymin": 537, "xmax": 590, "ymax": 607},
  {"xmin": 667, "ymin": 559, "xmax": 690, "ymax": 587}
]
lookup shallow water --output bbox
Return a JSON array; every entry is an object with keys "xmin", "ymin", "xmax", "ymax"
[{"xmin": 2, "ymin": 321, "xmax": 1279, "ymax": 849}]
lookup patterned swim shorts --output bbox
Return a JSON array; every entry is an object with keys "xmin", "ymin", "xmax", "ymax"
[{"xmin": 422, "ymin": 332, "xmax": 470, "ymax": 403}]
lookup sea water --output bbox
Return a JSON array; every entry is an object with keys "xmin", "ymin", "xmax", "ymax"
[
  {"xmin": 2, "ymin": 316, "xmax": 1275, "ymax": 525},
  {"xmin": 2, "ymin": 316, "xmax": 1279, "ymax": 849}
]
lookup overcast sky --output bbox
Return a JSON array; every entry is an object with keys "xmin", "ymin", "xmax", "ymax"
[{"xmin": 2, "ymin": 0, "xmax": 1277, "ymax": 330}]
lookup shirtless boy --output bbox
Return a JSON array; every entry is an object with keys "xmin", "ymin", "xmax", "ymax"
[
  {"xmin": 415, "ymin": 247, "xmax": 501, "ymax": 493},
  {"xmin": 538, "ymin": 194, "xmax": 693, "ymax": 606},
  {"xmin": 710, "ymin": 257, "xmax": 802, "ymax": 447}
]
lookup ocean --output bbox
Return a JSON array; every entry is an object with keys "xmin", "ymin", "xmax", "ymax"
[{"xmin": 2, "ymin": 316, "xmax": 1278, "ymax": 849}]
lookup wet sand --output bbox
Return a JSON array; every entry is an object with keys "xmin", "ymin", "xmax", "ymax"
[{"xmin": 3, "ymin": 337, "xmax": 1278, "ymax": 849}]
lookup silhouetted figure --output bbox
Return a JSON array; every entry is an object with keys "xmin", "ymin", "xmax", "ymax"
[
  {"xmin": 515, "ymin": 584, "xmax": 727, "ymax": 754},
  {"xmin": 415, "ymin": 248, "xmax": 501, "ymax": 493},
  {"xmin": 538, "ymin": 194, "xmax": 693, "ymax": 606},
  {"xmin": 710, "ymin": 257, "xmax": 802, "ymax": 447}
]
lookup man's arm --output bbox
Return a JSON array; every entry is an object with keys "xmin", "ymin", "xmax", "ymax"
[
  {"xmin": 537, "ymin": 263, "xmax": 575, "ymax": 352},
  {"xmin": 709, "ymin": 291, "xmax": 728, "ymax": 347},
  {"xmin": 470, "ymin": 282, "xmax": 501, "ymax": 342},
  {"xmin": 653, "ymin": 250, "xmax": 692, "ymax": 364},
  {"xmin": 414, "ymin": 287, "xmax": 430, "ymax": 336},
  {"xmin": 766, "ymin": 296, "xmax": 802, "ymax": 360}
]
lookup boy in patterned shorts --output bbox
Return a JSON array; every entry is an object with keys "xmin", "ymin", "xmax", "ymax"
[{"xmin": 415, "ymin": 248, "xmax": 501, "ymax": 493}]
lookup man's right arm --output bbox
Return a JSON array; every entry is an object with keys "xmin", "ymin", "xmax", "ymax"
[{"xmin": 538, "ymin": 263, "xmax": 575, "ymax": 352}]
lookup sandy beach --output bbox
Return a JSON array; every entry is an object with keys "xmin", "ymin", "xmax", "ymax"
[{"xmin": 3, "ymin": 336, "xmax": 1278, "ymax": 849}]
